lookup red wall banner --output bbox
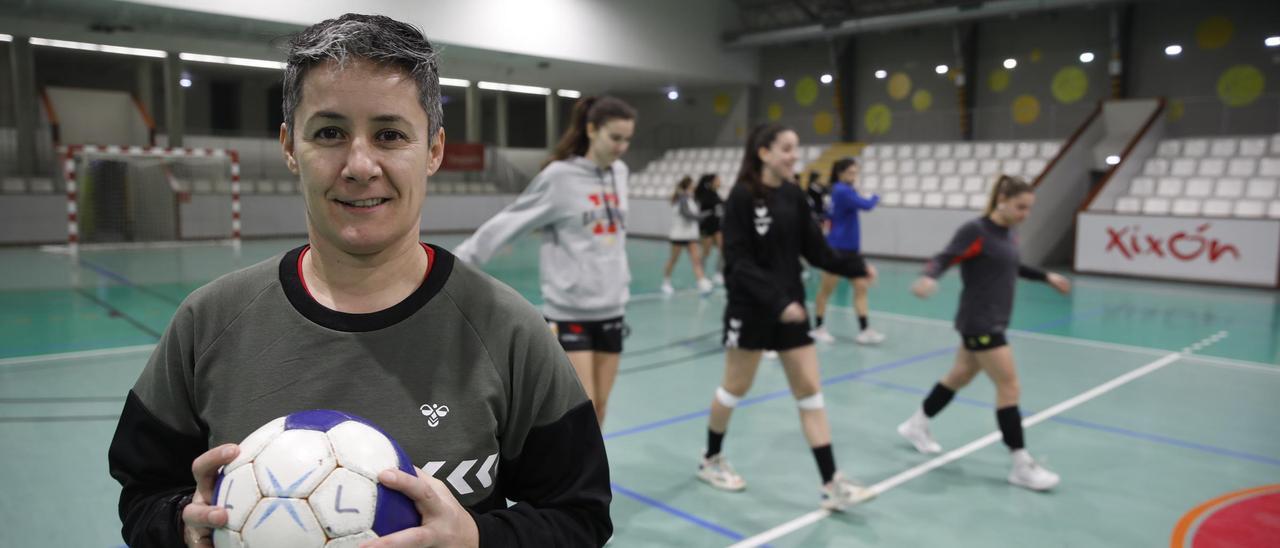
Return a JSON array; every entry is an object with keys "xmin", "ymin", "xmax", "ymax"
[{"xmin": 441, "ymin": 143, "xmax": 485, "ymax": 171}]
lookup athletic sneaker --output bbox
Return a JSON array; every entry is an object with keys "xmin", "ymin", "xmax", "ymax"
[
  {"xmin": 697, "ymin": 277, "xmax": 714, "ymax": 296},
  {"xmin": 713, "ymin": 273, "xmax": 725, "ymax": 285},
  {"xmin": 763, "ymin": 350, "xmax": 779, "ymax": 360},
  {"xmin": 661, "ymin": 281, "xmax": 674, "ymax": 296},
  {"xmin": 896, "ymin": 409, "xmax": 942, "ymax": 454},
  {"xmin": 697, "ymin": 454, "xmax": 746, "ymax": 491},
  {"xmin": 1008, "ymin": 449, "xmax": 1059, "ymax": 491},
  {"xmin": 820, "ymin": 472, "xmax": 875, "ymax": 511},
  {"xmin": 808, "ymin": 326, "xmax": 836, "ymax": 343},
  {"xmin": 854, "ymin": 328, "xmax": 886, "ymax": 345}
]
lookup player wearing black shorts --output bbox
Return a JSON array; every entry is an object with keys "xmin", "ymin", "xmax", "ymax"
[
  {"xmin": 901, "ymin": 175, "xmax": 1073, "ymax": 491},
  {"xmin": 696, "ymin": 123, "xmax": 873, "ymax": 512},
  {"xmin": 695, "ymin": 173, "xmax": 724, "ymax": 284}
]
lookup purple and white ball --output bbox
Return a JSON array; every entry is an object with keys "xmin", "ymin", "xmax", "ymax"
[{"xmin": 211, "ymin": 410, "xmax": 419, "ymax": 547}]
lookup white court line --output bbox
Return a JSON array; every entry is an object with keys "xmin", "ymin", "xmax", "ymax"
[
  {"xmin": 0, "ymin": 344, "xmax": 155, "ymax": 368},
  {"xmin": 727, "ymin": 330, "xmax": 1229, "ymax": 548},
  {"xmin": 833, "ymin": 305, "xmax": 1277, "ymax": 374}
]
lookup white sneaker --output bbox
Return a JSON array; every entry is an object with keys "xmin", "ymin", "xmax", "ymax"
[
  {"xmin": 896, "ymin": 409, "xmax": 942, "ymax": 454},
  {"xmin": 697, "ymin": 454, "xmax": 746, "ymax": 491},
  {"xmin": 808, "ymin": 326, "xmax": 836, "ymax": 343},
  {"xmin": 763, "ymin": 350, "xmax": 779, "ymax": 360},
  {"xmin": 713, "ymin": 273, "xmax": 725, "ymax": 285},
  {"xmin": 1008, "ymin": 449, "xmax": 1059, "ymax": 491},
  {"xmin": 697, "ymin": 277, "xmax": 714, "ymax": 296},
  {"xmin": 854, "ymin": 328, "xmax": 886, "ymax": 345},
  {"xmin": 661, "ymin": 281, "xmax": 674, "ymax": 295},
  {"xmin": 820, "ymin": 472, "xmax": 875, "ymax": 511}
]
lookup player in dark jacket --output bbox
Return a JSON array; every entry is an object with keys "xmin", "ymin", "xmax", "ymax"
[{"xmin": 899, "ymin": 175, "xmax": 1072, "ymax": 492}]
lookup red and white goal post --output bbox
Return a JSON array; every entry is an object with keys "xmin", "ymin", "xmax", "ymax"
[{"xmin": 59, "ymin": 144, "xmax": 241, "ymax": 255}]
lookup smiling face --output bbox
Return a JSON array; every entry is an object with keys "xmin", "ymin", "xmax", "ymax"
[
  {"xmin": 281, "ymin": 58, "xmax": 444, "ymax": 256},
  {"xmin": 839, "ymin": 163, "xmax": 859, "ymax": 185},
  {"xmin": 586, "ymin": 117, "xmax": 635, "ymax": 166},
  {"xmin": 758, "ymin": 129, "xmax": 799, "ymax": 184}
]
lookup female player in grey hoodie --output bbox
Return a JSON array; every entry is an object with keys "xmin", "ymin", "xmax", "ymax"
[{"xmin": 455, "ymin": 96, "xmax": 636, "ymax": 426}]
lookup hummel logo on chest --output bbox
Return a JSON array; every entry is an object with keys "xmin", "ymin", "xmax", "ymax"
[{"xmin": 420, "ymin": 403, "xmax": 450, "ymax": 428}]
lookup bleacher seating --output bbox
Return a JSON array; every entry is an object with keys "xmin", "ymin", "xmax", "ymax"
[
  {"xmin": 628, "ymin": 145, "xmax": 827, "ymax": 199},
  {"xmin": 858, "ymin": 140, "xmax": 1059, "ymax": 210},
  {"xmin": 1120, "ymin": 134, "xmax": 1280, "ymax": 219}
]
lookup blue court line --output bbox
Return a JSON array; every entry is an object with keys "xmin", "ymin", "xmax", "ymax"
[
  {"xmin": 610, "ymin": 482, "xmax": 748, "ymax": 542},
  {"xmin": 857, "ymin": 377, "xmax": 1280, "ymax": 468},
  {"xmin": 603, "ymin": 346, "xmax": 955, "ymax": 441},
  {"xmin": 76, "ymin": 258, "xmax": 184, "ymax": 305}
]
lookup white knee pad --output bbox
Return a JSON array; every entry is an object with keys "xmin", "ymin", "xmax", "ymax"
[
  {"xmin": 796, "ymin": 392, "xmax": 825, "ymax": 411},
  {"xmin": 715, "ymin": 386, "xmax": 742, "ymax": 408}
]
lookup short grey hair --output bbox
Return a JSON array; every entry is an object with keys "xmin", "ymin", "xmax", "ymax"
[{"xmin": 282, "ymin": 13, "xmax": 442, "ymax": 143}]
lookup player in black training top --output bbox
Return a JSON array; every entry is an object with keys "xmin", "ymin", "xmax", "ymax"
[
  {"xmin": 695, "ymin": 123, "xmax": 874, "ymax": 511},
  {"xmin": 899, "ymin": 175, "xmax": 1072, "ymax": 492}
]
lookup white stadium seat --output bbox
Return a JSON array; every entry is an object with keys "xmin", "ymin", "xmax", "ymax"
[
  {"xmin": 1214, "ymin": 178, "xmax": 1244, "ymax": 198},
  {"xmin": 899, "ymin": 160, "xmax": 917, "ymax": 174},
  {"xmin": 1228, "ymin": 158, "xmax": 1257, "ymax": 177},
  {"xmin": 917, "ymin": 159, "xmax": 937, "ymax": 175},
  {"xmin": 1182, "ymin": 138, "xmax": 1209, "ymax": 157},
  {"xmin": 881, "ymin": 175, "xmax": 900, "ymax": 190},
  {"xmin": 920, "ymin": 176, "xmax": 940, "ymax": 191},
  {"xmin": 1143, "ymin": 158, "xmax": 1169, "ymax": 176},
  {"xmin": 1156, "ymin": 140, "xmax": 1181, "ymax": 157},
  {"xmin": 1156, "ymin": 177, "xmax": 1184, "ymax": 197},
  {"xmin": 924, "ymin": 192, "xmax": 945, "ymax": 208},
  {"xmin": 878, "ymin": 145, "xmax": 895, "ymax": 159},
  {"xmin": 861, "ymin": 175, "xmax": 880, "ymax": 191},
  {"xmin": 882, "ymin": 191, "xmax": 902, "ymax": 206},
  {"xmin": 1259, "ymin": 158, "xmax": 1280, "ymax": 177},
  {"xmin": 945, "ymin": 193, "xmax": 968, "ymax": 208},
  {"xmin": 1170, "ymin": 158, "xmax": 1196, "ymax": 177},
  {"xmin": 1233, "ymin": 200, "xmax": 1265, "ymax": 218},
  {"xmin": 1239, "ymin": 138, "xmax": 1267, "ymax": 157},
  {"xmin": 953, "ymin": 143, "xmax": 974, "ymax": 158},
  {"xmin": 1269, "ymin": 200, "xmax": 1280, "ymax": 219},
  {"xmin": 958, "ymin": 159, "xmax": 978, "ymax": 175},
  {"xmin": 1016, "ymin": 142, "xmax": 1038, "ymax": 159},
  {"xmin": 1202, "ymin": 199, "xmax": 1232, "ymax": 216},
  {"xmin": 1115, "ymin": 196, "xmax": 1141, "ymax": 213},
  {"xmin": 963, "ymin": 176, "xmax": 986, "ymax": 193},
  {"xmin": 1001, "ymin": 159, "xmax": 1024, "ymax": 176},
  {"xmin": 937, "ymin": 159, "xmax": 957, "ymax": 174},
  {"xmin": 1039, "ymin": 142, "xmax": 1061, "ymax": 158},
  {"xmin": 881, "ymin": 159, "xmax": 898, "ymax": 174},
  {"xmin": 1171, "ymin": 199, "xmax": 1201, "ymax": 216},
  {"xmin": 968, "ymin": 194, "xmax": 988, "ymax": 209},
  {"xmin": 915, "ymin": 144, "xmax": 932, "ymax": 158},
  {"xmin": 1185, "ymin": 177, "xmax": 1214, "ymax": 197},
  {"xmin": 1210, "ymin": 138, "xmax": 1238, "ymax": 157},
  {"xmin": 1246, "ymin": 178, "xmax": 1277, "ymax": 199},
  {"xmin": 994, "ymin": 142, "xmax": 1015, "ymax": 158},
  {"xmin": 933, "ymin": 144, "xmax": 953, "ymax": 158},
  {"xmin": 1129, "ymin": 177, "xmax": 1156, "ymax": 196},
  {"xmin": 974, "ymin": 142, "xmax": 994, "ymax": 158},
  {"xmin": 896, "ymin": 145, "xmax": 912, "ymax": 159},
  {"xmin": 1197, "ymin": 158, "xmax": 1225, "ymax": 177},
  {"xmin": 940, "ymin": 176, "xmax": 961, "ymax": 192},
  {"xmin": 1142, "ymin": 197, "xmax": 1170, "ymax": 215},
  {"xmin": 1025, "ymin": 158, "xmax": 1047, "ymax": 177},
  {"xmin": 903, "ymin": 192, "xmax": 923, "ymax": 207},
  {"xmin": 901, "ymin": 175, "xmax": 920, "ymax": 190},
  {"xmin": 980, "ymin": 159, "xmax": 1001, "ymax": 175}
]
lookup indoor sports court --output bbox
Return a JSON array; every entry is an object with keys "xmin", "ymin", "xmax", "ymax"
[{"xmin": 1, "ymin": 1, "xmax": 1277, "ymax": 547}]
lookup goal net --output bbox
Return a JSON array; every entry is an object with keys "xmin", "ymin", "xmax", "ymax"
[{"xmin": 61, "ymin": 145, "xmax": 241, "ymax": 252}]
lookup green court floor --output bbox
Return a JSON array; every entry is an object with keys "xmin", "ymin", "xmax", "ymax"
[{"xmin": 1, "ymin": 235, "xmax": 1277, "ymax": 547}]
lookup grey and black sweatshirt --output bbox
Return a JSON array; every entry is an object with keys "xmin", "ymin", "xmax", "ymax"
[
  {"xmin": 923, "ymin": 216, "xmax": 1048, "ymax": 335},
  {"xmin": 107, "ymin": 245, "xmax": 611, "ymax": 547},
  {"xmin": 454, "ymin": 156, "xmax": 630, "ymax": 321}
]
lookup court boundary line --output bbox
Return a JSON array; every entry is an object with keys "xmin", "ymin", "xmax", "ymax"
[{"xmin": 726, "ymin": 330, "xmax": 1230, "ymax": 548}]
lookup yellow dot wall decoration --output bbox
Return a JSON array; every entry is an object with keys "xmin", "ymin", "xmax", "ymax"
[
  {"xmin": 767, "ymin": 103, "xmax": 783, "ymax": 121},
  {"xmin": 713, "ymin": 93, "xmax": 733, "ymax": 116},
  {"xmin": 1196, "ymin": 16, "xmax": 1233, "ymax": 50},
  {"xmin": 865, "ymin": 103, "xmax": 892, "ymax": 135},
  {"xmin": 989, "ymin": 69, "xmax": 1011, "ymax": 92},
  {"xmin": 912, "ymin": 89, "xmax": 933, "ymax": 112},
  {"xmin": 888, "ymin": 73, "xmax": 912, "ymax": 100},
  {"xmin": 1012, "ymin": 95, "xmax": 1041, "ymax": 125},
  {"xmin": 1167, "ymin": 99, "xmax": 1185, "ymax": 122},
  {"xmin": 813, "ymin": 111, "xmax": 835, "ymax": 135},
  {"xmin": 1051, "ymin": 66, "xmax": 1089, "ymax": 104},
  {"xmin": 795, "ymin": 77, "xmax": 819, "ymax": 106},
  {"xmin": 1217, "ymin": 65, "xmax": 1265, "ymax": 107},
  {"xmin": 1030, "ymin": 49, "xmax": 1043, "ymax": 63}
]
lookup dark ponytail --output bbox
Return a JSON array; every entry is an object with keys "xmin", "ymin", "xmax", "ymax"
[
  {"xmin": 546, "ymin": 95, "xmax": 637, "ymax": 167},
  {"xmin": 984, "ymin": 174, "xmax": 1033, "ymax": 215},
  {"xmin": 737, "ymin": 123, "xmax": 792, "ymax": 199},
  {"xmin": 671, "ymin": 175, "xmax": 693, "ymax": 204}
]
